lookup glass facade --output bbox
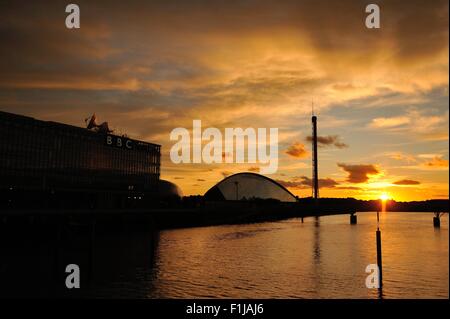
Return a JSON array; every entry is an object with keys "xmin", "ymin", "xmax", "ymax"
[
  {"xmin": 0, "ymin": 111, "xmax": 160, "ymax": 209},
  {"xmin": 204, "ymin": 172, "xmax": 297, "ymax": 202}
]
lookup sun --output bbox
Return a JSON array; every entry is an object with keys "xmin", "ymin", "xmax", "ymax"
[{"xmin": 380, "ymin": 193, "xmax": 389, "ymax": 201}]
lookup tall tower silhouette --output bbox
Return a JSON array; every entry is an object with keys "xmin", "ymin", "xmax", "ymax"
[{"xmin": 312, "ymin": 112, "xmax": 319, "ymax": 200}]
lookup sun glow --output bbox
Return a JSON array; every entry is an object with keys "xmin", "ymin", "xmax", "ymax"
[{"xmin": 379, "ymin": 193, "xmax": 390, "ymax": 212}]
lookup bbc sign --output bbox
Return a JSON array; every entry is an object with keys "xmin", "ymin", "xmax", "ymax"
[{"xmin": 106, "ymin": 135, "xmax": 133, "ymax": 149}]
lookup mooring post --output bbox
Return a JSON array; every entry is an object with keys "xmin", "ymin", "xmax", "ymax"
[
  {"xmin": 350, "ymin": 212, "xmax": 357, "ymax": 224},
  {"xmin": 433, "ymin": 212, "xmax": 441, "ymax": 228},
  {"xmin": 376, "ymin": 211, "xmax": 383, "ymax": 288}
]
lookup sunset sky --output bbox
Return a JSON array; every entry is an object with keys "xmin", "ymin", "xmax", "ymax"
[{"xmin": 0, "ymin": 0, "xmax": 448, "ymax": 201}]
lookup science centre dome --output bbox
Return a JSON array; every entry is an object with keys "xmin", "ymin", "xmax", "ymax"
[
  {"xmin": 159, "ymin": 179, "xmax": 183, "ymax": 198},
  {"xmin": 204, "ymin": 172, "xmax": 297, "ymax": 203}
]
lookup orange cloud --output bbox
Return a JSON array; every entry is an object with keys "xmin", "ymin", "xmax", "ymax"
[
  {"xmin": 370, "ymin": 116, "xmax": 410, "ymax": 128},
  {"xmin": 423, "ymin": 156, "xmax": 449, "ymax": 168},
  {"xmin": 368, "ymin": 109, "xmax": 448, "ymax": 142},
  {"xmin": 389, "ymin": 152, "xmax": 417, "ymax": 163},
  {"xmin": 285, "ymin": 142, "xmax": 308, "ymax": 158}
]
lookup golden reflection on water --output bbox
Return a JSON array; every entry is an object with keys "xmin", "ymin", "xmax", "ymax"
[{"xmin": 149, "ymin": 212, "xmax": 448, "ymax": 298}]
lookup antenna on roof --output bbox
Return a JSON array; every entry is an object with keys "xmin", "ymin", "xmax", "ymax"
[
  {"xmin": 85, "ymin": 113, "xmax": 113, "ymax": 134},
  {"xmin": 311, "ymin": 98, "xmax": 315, "ymax": 116}
]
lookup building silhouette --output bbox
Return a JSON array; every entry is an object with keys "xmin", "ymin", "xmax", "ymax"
[
  {"xmin": 204, "ymin": 172, "xmax": 297, "ymax": 202},
  {"xmin": 0, "ymin": 111, "xmax": 160, "ymax": 209}
]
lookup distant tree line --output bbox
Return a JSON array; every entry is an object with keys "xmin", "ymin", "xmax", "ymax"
[{"xmin": 181, "ymin": 195, "xmax": 449, "ymax": 212}]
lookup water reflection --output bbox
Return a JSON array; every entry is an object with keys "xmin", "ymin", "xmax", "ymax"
[
  {"xmin": 312, "ymin": 217, "xmax": 321, "ymax": 296},
  {"xmin": 147, "ymin": 212, "xmax": 447, "ymax": 299},
  {"xmin": 313, "ymin": 217, "xmax": 321, "ymax": 262},
  {"xmin": 0, "ymin": 212, "xmax": 448, "ymax": 298}
]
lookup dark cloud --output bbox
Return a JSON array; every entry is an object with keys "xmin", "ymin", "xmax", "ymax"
[
  {"xmin": 304, "ymin": 176, "xmax": 339, "ymax": 188},
  {"xmin": 386, "ymin": 0, "xmax": 449, "ymax": 63},
  {"xmin": 393, "ymin": 179, "xmax": 420, "ymax": 185},
  {"xmin": 275, "ymin": 179, "xmax": 308, "ymax": 189},
  {"xmin": 276, "ymin": 176, "xmax": 339, "ymax": 189},
  {"xmin": 285, "ymin": 142, "xmax": 308, "ymax": 158},
  {"xmin": 337, "ymin": 163, "xmax": 380, "ymax": 183},
  {"xmin": 335, "ymin": 186, "xmax": 361, "ymax": 190},
  {"xmin": 1, "ymin": 0, "xmax": 447, "ymax": 89},
  {"xmin": 197, "ymin": 179, "xmax": 206, "ymax": 182},
  {"xmin": 248, "ymin": 167, "xmax": 259, "ymax": 172},
  {"xmin": 305, "ymin": 135, "xmax": 348, "ymax": 148}
]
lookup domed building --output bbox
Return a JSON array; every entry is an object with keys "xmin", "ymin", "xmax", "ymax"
[
  {"xmin": 204, "ymin": 172, "xmax": 297, "ymax": 202},
  {"xmin": 158, "ymin": 180, "xmax": 183, "ymax": 199}
]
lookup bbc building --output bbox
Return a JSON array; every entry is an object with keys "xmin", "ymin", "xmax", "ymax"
[{"xmin": 0, "ymin": 111, "xmax": 161, "ymax": 209}]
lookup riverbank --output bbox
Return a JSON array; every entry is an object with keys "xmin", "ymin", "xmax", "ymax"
[{"xmin": 1, "ymin": 198, "xmax": 447, "ymax": 231}]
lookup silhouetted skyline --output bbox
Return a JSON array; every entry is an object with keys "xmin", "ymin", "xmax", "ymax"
[{"xmin": 0, "ymin": 0, "xmax": 448, "ymax": 201}]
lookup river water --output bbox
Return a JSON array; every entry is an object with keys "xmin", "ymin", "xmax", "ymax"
[
  {"xmin": 88, "ymin": 212, "xmax": 448, "ymax": 299},
  {"xmin": 1, "ymin": 212, "xmax": 448, "ymax": 298}
]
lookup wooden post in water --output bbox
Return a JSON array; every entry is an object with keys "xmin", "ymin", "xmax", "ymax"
[
  {"xmin": 376, "ymin": 211, "xmax": 383, "ymax": 288},
  {"xmin": 350, "ymin": 212, "xmax": 357, "ymax": 224},
  {"xmin": 433, "ymin": 212, "xmax": 441, "ymax": 228}
]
